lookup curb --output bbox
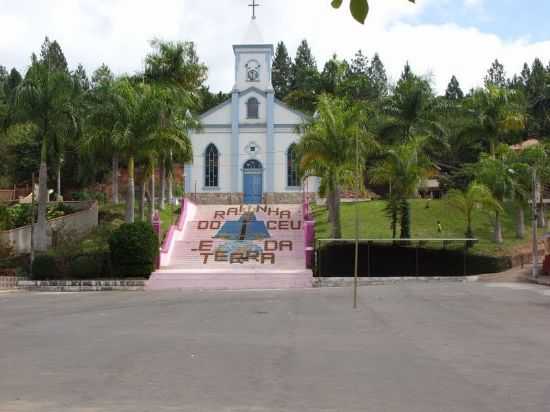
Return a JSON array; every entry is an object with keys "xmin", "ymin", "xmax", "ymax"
[
  {"xmin": 314, "ymin": 276, "xmax": 480, "ymax": 287},
  {"xmin": 16, "ymin": 279, "xmax": 146, "ymax": 292}
]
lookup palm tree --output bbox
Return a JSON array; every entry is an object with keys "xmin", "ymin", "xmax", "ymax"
[
  {"xmin": 378, "ymin": 74, "xmax": 447, "ymax": 149},
  {"xmin": 16, "ymin": 57, "xmax": 74, "ymax": 252},
  {"xmin": 446, "ymin": 182, "xmax": 502, "ymax": 243},
  {"xmin": 462, "ymin": 86, "xmax": 525, "ymax": 157},
  {"xmin": 111, "ymin": 80, "xmax": 163, "ymax": 223},
  {"xmin": 472, "ymin": 146, "xmax": 518, "ymax": 243},
  {"xmin": 370, "ymin": 137, "xmax": 433, "ymax": 239},
  {"xmin": 297, "ymin": 95, "xmax": 374, "ymax": 239},
  {"xmin": 144, "ymin": 40, "xmax": 206, "ymax": 208},
  {"xmin": 82, "ymin": 65, "xmax": 123, "ymax": 204}
]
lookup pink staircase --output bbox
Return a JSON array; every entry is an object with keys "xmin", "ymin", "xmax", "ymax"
[{"xmin": 146, "ymin": 202, "xmax": 313, "ymax": 290}]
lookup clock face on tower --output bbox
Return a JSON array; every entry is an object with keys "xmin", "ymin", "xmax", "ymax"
[{"xmin": 246, "ymin": 60, "xmax": 261, "ymax": 82}]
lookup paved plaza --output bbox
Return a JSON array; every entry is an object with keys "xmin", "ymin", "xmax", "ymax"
[{"xmin": 1, "ymin": 282, "xmax": 550, "ymax": 411}]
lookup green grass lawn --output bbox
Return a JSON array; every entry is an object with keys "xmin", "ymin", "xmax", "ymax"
[{"xmin": 313, "ymin": 199, "xmax": 548, "ymax": 256}]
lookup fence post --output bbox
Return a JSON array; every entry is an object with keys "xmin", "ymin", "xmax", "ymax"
[{"xmin": 416, "ymin": 242, "xmax": 419, "ymax": 276}]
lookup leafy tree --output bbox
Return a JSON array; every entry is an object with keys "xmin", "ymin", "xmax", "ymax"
[
  {"xmin": 320, "ymin": 54, "xmax": 349, "ymax": 94},
  {"xmin": 2, "ymin": 68, "xmax": 23, "ymax": 130},
  {"xmin": 291, "ymin": 40, "xmax": 318, "ymax": 92},
  {"xmin": 462, "ymin": 86, "xmax": 525, "ymax": 157},
  {"xmin": 378, "ymin": 69, "xmax": 444, "ymax": 148},
  {"xmin": 40, "ymin": 37, "xmax": 68, "ymax": 73},
  {"xmin": 367, "ymin": 53, "xmax": 388, "ymax": 98},
  {"xmin": 286, "ymin": 40, "xmax": 320, "ymax": 112},
  {"xmin": 485, "ymin": 59, "xmax": 507, "ymax": 88},
  {"xmin": 350, "ymin": 50, "xmax": 368, "ymax": 75},
  {"xmin": 330, "ymin": 0, "xmax": 415, "ymax": 24},
  {"xmin": 297, "ymin": 95, "xmax": 374, "ymax": 238},
  {"xmin": 272, "ymin": 42, "xmax": 293, "ymax": 100},
  {"xmin": 445, "ymin": 75, "xmax": 464, "ymax": 100},
  {"xmin": 197, "ymin": 86, "xmax": 230, "ymax": 113},
  {"xmin": 445, "ymin": 182, "xmax": 502, "ymax": 242}
]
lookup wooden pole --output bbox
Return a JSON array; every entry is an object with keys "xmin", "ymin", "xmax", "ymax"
[{"xmin": 354, "ymin": 132, "xmax": 359, "ymax": 309}]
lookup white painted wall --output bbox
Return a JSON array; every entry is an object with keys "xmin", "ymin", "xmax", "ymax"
[
  {"xmin": 201, "ymin": 101, "xmax": 231, "ymax": 125},
  {"xmin": 190, "ymin": 131, "xmax": 232, "ymax": 193},
  {"xmin": 239, "ymin": 91, "xmax": 267, "ymax": 124},
  {"xmin": 235, "ymin": 48, "xmax": 272, "ymax": 92}
]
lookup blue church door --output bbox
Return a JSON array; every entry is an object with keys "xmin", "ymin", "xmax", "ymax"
[{"xmin": 243, "ymin": 159, "xmax": 263, "ymax": 204}]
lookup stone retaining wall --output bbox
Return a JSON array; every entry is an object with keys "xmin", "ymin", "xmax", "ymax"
[
  {"xmin": 188, "ymin": 192, "xmax": 312, "ymax": 205},
  {"xmin": 0, "ymin": 276, "xmax": 18, "ymax": 290},
  {"xmin": 17, "ymin": 279, "xmax": 145, "ymax": 292},
  {"xmin": 0, "ymin": 201, "xmax": 98, "ymax": 255}
]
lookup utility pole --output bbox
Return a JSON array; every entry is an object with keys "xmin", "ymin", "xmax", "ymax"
[
  {"xmin": 30, "ymin": 173, "xmax": 36, "ymax": 264},
  {"xmin": 532, "ymin": 167, "xmax": 539, "ymax": 278},
  {"xmin": 354, "ymin": 131, "xmax": 359, "ymax": 309}
]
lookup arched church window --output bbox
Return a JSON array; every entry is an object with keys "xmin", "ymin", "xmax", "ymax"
[
  {"xmin": 246, "ymin": 97, "xmax": 259, "ymax": 119},
  {"xmin": 244, "ymin": 159, "xmax": 262, "ymax": 170},
  {"xmin": 287, "ymin": 144, "xmax": 299, "ymax": 187},
  {"xmin": 205, "ymin": 144, "xmax": 219, "ymax": 187}
]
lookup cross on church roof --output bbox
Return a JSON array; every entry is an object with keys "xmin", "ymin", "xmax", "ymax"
[{"xmin": 249, "ymin": 0, "xmax": 260, "ymax": 20}]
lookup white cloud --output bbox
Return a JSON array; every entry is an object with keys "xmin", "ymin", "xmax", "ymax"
[{"xmin": 0, "ymin": 0, "xmax": 549, "ymax": 94}]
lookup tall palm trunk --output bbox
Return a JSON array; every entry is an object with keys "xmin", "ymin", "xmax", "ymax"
[
  {"xmin": 494, "ymin": 211, "xmax": 503, "ymax": 244},
  {"xmin": 112, "ymin": 154, "xmax": 119, "ymax": 204},
  {"xmin": 536, "ymin": 178, "xmax": 545, "ymax": 228},
  {"xmin": 327, "ymin": 174, "xmax": 342, "ymax": 239},
  {"xmin": 399, "ymin": 199, "xmax": 411, "ymax": 240},
  {"xmin": 515, "ymin": 206, "xmax": 525, "ymax": 239},
  {"xmin": 140, "ymin": 181, "xmax": 147, "ymax": 221},
  {"xmin": 160, "ymin": 162, "xmax": 166, "ymax": 210},
  {"xmin": 125, "ymin": 156, "xmax": 135, "ymax": 223},
  {"xmin": 150, "ymin": 169, "xmax": 156, "ymax": 219},
  {"xmin": 56, "ymin": 163, "xmax": 61, "ymax": 201},
  {"xmin": 34, "ymin": 141, "xmax": 49, "ymax": 252},
  {"xmin": 168, "ymin": 172, "xmax": 173, "ymax": 206}
]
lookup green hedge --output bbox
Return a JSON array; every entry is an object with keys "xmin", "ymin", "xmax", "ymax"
[
  {"xmin": 31, "ymin": 255, "xmax": 60, "ymax": 280},
  {"xmin": 108, "ymin": 222, "xmax": 158, "ymax": 278},
  {"xmin": 316, "ymin": 242, "xmax": 512, "ymax": 277}
]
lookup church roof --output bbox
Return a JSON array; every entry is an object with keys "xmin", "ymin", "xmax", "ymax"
[{"xmin": 242, "ymin": 18, "xmax": 264, "ymax": 44}]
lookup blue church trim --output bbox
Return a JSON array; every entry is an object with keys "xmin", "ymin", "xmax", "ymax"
[
  {"xmin": 231, "ymin": 90, "xmax": 240, "ymax": 193},
  {"xmin": 266, "ymin": 91, "xmax": 275, "ymax": 193}
]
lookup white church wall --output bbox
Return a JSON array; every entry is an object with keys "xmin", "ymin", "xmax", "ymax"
[
  {"xmin": 273, "ymin": 132, "xmax": 301, "ymax": 193},
  {"xmin": 274, "ymin": 102, "xmax": 305, "ymax": 125},
  {"xmin": 190, "ymin": 130, "xmax": 232, "ymax": 193},
  {"xmin": 239, "ymin": 130, "xmax": 268, "ymax": 193},
  {"xmin": 239, "ymin": 91, "xmax": 267, "ymax": 124},
  {"xmin": 201, "ymin": 101, "xmax": 232, "ymax": 125},
  {"xmin": 235, "ymin": 50, "xmax": 272, "ymax": 92}
]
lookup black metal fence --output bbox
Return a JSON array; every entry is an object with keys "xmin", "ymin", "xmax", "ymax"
[{"xmin": 315, "ymin": 238, "xmax": 511, "ymax": 278}]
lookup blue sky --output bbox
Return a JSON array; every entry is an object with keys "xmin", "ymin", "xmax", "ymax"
[
  {"xmin": 0, "ymin": 0, "xmax": 549, "ymax": 94},
  {"xmin": 416, "ymin": 0, "xmax": 550, "ymax": 43}
]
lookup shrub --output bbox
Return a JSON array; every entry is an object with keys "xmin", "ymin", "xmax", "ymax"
[
  {"xmin": 108, "ymin": 222, "xmax": 159, "ymax": 277},
  {"xmin": 31, "ymin": 254, "xmax": 60, "ymax": 280},
  {"xmin": 69, "ymin": 253, "xmax": 109, "ymax": 279},
  {"xmin": 6, "ymin": 204, "xmax": 32, "ymax": 229}
]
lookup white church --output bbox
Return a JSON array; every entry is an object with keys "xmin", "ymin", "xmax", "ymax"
[{"xmin": 184, "ymin": 18, "xmax": 318, "ymax": 205}]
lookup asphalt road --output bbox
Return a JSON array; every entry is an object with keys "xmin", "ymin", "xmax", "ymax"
[{"xmin": 1, "ymin": 282, "xmax": 550, "ymax": 412}]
